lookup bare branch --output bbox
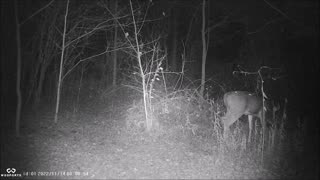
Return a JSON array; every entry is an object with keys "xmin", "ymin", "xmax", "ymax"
[
  {"xmin": 137, "ymin": 1, "xmax": 152, "ymax": 34},
  {"xmin": 248, "ymin": 18, "xmax": 283, "ymax": 35},
  {"xmin": 20, "ymin": 0, "xmax": 55, "ymax": 26},
  {"xmin": 263, "ymin": 0, "xmax": 297, "ymax": 24},
  {"xmin": 103, "ymin": 5, "xmax": 136, "ymax": 53},
  {"xmin": 65, "ymin": 19, "xmax": 110, "ymax": 48},
  {"xmin": 205, "ymin": 15, "xmax": 228, "ymax": 34}
]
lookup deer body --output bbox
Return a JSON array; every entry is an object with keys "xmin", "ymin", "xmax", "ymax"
[{"xmin": 222, "ymin": 91, "xmax": 263, "ymax": 142}]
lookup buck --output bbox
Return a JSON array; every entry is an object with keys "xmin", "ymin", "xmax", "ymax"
[{"xmin": 222, "ymin": 91, "xmax": 264, "ymax": 142}]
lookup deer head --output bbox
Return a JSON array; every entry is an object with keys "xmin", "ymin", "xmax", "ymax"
[{"xmin": 222, "ymin": 91, "xmax": 263, "ymax": 142}]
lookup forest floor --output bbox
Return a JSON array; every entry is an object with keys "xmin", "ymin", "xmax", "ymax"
[{"xmin": 2, "ymin": 92, "xmax": 316, "ymax": 179}]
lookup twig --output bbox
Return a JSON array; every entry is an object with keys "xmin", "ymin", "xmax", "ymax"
[
  {"xmin": 263, "ymin": 0, "xmax": 297, "ymax": 24},
  {"xmin": 20, "ymin": 0, "xmax": 55, "ymax": 26}
]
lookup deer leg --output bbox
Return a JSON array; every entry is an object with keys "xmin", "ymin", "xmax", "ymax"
[
  {"xmin": 248, "ymin": 115, "xmax": 253, "ymax": 143},
  {"xmin": 223, "ymin": 112, "xmax": 242, "ymax": 140}
]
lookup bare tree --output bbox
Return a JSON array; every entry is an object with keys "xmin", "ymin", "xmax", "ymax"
[
  {"xmin": 52, "ymin": 1, "xmax": 127, "ymax": 122},
  {"xmin": 14, "ymin": 0, "xmax": 22, "ymax": 137},
  {"xmin": 169, "ymin": 7, "xmax": 178, "ymax": 71},
  {"xmin": 112, "ymin": 0, "xmax": 118, "ymax": 86},
  {"xmin": 199, "ymin": 0, "xmax": 207, "ymax": 97},
  {"xmin": 13, "ymin": 0, "xmax": 54, "ymax": 136},
  {"xmin": 54, "ymin": 0, "xmax": 70, "ymax": 123},
  {"xmin": 32, "ymin": 9, "xmax": 59, "ymax": 111},
  {"xmin": 105, "ymin": 0, "xmax": 167, "ymax": 132}
]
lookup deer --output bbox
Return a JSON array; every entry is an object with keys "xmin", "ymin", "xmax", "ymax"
[{"xmin": 221, "ymin": 91, "xmax": 264, "ymax": 143}]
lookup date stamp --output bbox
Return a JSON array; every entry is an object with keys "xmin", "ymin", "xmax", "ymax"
[
  {"xmin": 2, "ymin": 168, "xmax": 89, "ymax": 178},
  {"xmin": 22, "ymin": 171, "xmax": 89, "ymax": 177}
]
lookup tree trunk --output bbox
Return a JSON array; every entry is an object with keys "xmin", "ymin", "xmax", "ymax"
[
  {"xmin": 112, "ymin": 0, "xmax": 118, "ymax": 86},
  {"xmin": 14, "ymin": 0, "xmax": 21, "ymax": 137},
  {"xmin": 200, "ymin": 0, "xmax": 207, "ymax": 97},
  {"xmin": 170, "ymin": 8, "xmax": 178, "ymax": 71},
  {"xmin": 54, "ymin": 0, "xmax": 69, "ymax": 123},
  {"xmin": 34, "ymin": 63, "xmax": 49, "ymax": 109}
]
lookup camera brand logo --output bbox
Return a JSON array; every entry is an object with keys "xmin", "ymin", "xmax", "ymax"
[
  {"xmin": 1, "ymin": 168, "xmax": 22, "ymax": 178},
  {"xmin": 6, "ymin": 168, "xmax": 16, "ymax": 174}
]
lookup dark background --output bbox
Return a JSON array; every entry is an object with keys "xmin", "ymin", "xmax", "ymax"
[
  {"xmin": 2, "ymin": 0, "xmax": 318, "ymax": 120},
  {"xmin": 1, "ymin": 0, "xmax": 319, "ymax": 176},
  {"xmin": 0, "ymin": 0, "xmax": 320, "ymax": 177}
]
